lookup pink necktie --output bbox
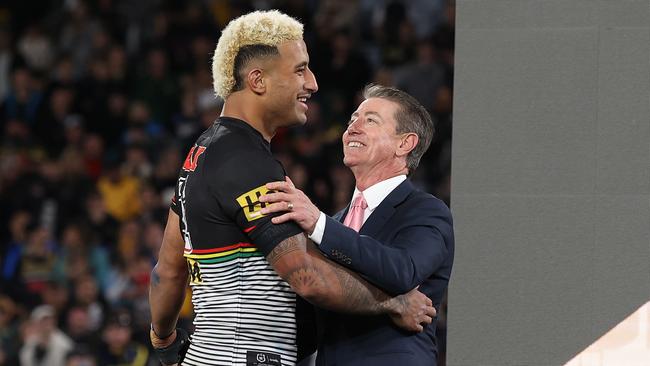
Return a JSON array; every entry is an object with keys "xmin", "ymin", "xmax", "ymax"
[{"xmin": 343, "ymin": 194, "xmax": 368, "ymax": 232}]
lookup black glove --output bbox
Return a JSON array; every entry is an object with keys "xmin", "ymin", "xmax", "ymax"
[{"xmin": 153, "ymin": 328, "xmax": 190, "ymax": 365}]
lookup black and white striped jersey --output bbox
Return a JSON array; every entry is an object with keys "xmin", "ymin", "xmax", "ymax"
[{"xmin": 171, "ymin": 117, "xmax": 303, "ymax": 366}]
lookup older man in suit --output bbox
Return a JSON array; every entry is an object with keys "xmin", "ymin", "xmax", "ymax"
[{"xmin": 260, "ymin": 84, "xmax": 454, "ymax": 365}]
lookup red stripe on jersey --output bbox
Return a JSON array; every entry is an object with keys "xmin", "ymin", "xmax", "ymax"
[
  {"xmin": 189, "ymin": 242, "xmax": 255, "ymax": 254},
  {"xmin": 243, "ymin": 226, "xmax": 256, "ymax": 233}
]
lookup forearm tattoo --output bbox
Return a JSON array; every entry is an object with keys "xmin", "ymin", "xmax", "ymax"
[
  {"xmin": 268, "ymin": 235, "xmax": 400, "ymax": 315},
  {"xmin": 324, "ymin": 249, "xmax": 394, "ymax": 314},
  {"xmin": 304, "ymin": 240, "xmax": 396, "ymax": 315},
  {"xmin": 286, "ymin": 266, "xmax": 321, "ymax": 289}
]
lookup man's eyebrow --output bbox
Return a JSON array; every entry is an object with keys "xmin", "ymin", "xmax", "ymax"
[
  {"xmin": 295, "ymin": 61, "xmax": 308, "ymax": 69},
  {"xmin": 349, "ymin": 111, "xmax": 383, "ymax": 120}
]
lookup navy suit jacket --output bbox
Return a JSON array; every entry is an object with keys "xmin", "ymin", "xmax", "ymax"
[{"xmin": 314, "ymin": 179, "xmax": 454, "ymax": 366}]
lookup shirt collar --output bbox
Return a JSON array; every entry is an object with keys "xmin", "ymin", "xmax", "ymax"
[
  {"xmin": 218, "ymin": 116, "xmax": 270, "ymax": 151},
  {"xmin": 351, "ymin": 175, "xmax": 407, "ymax": 212}
]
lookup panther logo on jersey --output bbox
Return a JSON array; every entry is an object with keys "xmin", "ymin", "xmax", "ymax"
[{"xmin": 186, "ymin": 258, "xmax": 203, "ymax": 284}]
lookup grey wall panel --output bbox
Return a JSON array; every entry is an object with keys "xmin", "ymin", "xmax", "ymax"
[
  {"xmin": 452, "ymin": 28, "xmax": 599, "ymax": 196},
  {"xmin": 456, "ymin": 0, "xmax": 533, "ymax": 29},
  {"xmin": 458, "ymin": 0, "xmax": 650, "ymax": 29},
  {"xmin": 597, "ymin": 0, "xmax": 650, "ymax": 27},
  {"xmin": 449, "ymin": 195, "xmax": 599, "ymax": 365},
  {"xmin": 449, "ymin": 0, "xmax": 650, "ymax": 365},
  {"xmin": 529, "ymin": 1, "xmax": 598, "ymax": 28},
  {"xmin": 596, "ymin": 28, "xmax": 650, "ymax": 194},
  {"xmin": 591, "ymin": 196, "xmax": 650, "ymax": 332}
]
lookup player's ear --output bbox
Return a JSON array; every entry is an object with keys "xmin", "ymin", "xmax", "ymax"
[{"xmin": 247, "ymin": 68, "xmax": 266, "ymax": 94}]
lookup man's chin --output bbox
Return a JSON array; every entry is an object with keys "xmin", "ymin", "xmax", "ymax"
[
  {"xmin": 281, "ymin": 116, "xmax": 307, "ymax": 127},
  {"xmin": 288, "ymin": 113, "xmax": 308, "ymax": 126},
  {"xmin": 342, "ymin": 157, "xmax": 356, "ymax": 168}
]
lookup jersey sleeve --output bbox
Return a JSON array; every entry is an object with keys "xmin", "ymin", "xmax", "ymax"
[
  {"xmin": 208, "ymin": 149, "xmax": 303, "ymax": 256},
  {"xmin": 170, "ymin": 189, "xmax": 181, "ymax": 215}
]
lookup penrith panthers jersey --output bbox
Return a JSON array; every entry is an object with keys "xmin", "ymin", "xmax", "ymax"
[{"xmin": 171, "ymin": 117, "xmax": 303, "ymax": 366}]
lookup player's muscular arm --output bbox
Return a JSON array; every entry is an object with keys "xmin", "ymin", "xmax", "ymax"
[
  {"xmin": 149, "ymin": 209, "xmax": 188, "ymax": 345},
  {"xmin": 267, "ymin": 233, "xmax": 434, "ymax": 331}
]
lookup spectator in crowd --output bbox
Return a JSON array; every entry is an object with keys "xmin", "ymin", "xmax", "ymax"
[
  {"xmin": 19, "ymin": 305, "xmax": 74, "ymax": 366},
  {"xmin": 19, "ymin": 226, "xmax": 58, "ymax": 299},
  {"xmin": 64, "ymin": 306, "xmax": 100, "ymax": 351},
  {"xmin": 0, "ymin": 295, "xmax": 21, "ymax": 365},
  {"xmin": 97, "ymin": 160, "xmax": 142, "ymax": 222},
  {"xmin": 40, "ymin": 281, "xmax": 70, "ymax": 327},
  {"xmin": 394, "ymin": 40, "xmax": 445, "ymax": 113},
  {"xmin": 70, "ymin": 274, "xmax": 106, "ymax": 332},
  {"xmin": 2, "ymin": 67, "xmax": 43, "ymax": 127},
  {"xmin": 82, "ymin": 191, "xmax": 119, "ymax": 248},
  {"xmin": 98, "ymin": 309, "xmax": 153, "ymax": 366},
  {"xmin": 52, "ymin": 222, "xmax": 111, "ymax": 291},
  {"xmin": 65, "ymin": 347, "xmax": 97, "ymax": 366}
]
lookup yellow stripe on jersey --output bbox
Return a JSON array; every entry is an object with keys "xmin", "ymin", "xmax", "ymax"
[{"xmin": 184, "ymin": 246, "xmax": 259, "ymax": 259}]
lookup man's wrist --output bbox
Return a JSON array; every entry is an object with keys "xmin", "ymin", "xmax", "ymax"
[{"xmin": 307, "ymin": 212, "xmax": 326, "ymax": 244}]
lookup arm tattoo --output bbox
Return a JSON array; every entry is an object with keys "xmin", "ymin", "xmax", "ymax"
[
  {"xmin": 151, "ymin": 267, "xmax": 161, "ymax": 287},
  {"xmin": 268, "ymin": 235, "xmax": 402, "ymax": 315},
  {"xmin": 305, "ymin": 240, "xmax": 399, "ymax": 315},
  {"xmin": 286, "ymin": 267, "xmax": 321, "ymax": 289},
  {"xmin": 267, "ymin": 235, "xmax": 305, "ymax": 265},
  {"xmin": 327, "ymin": 251, "xmax": 394, "ymax": 314}
]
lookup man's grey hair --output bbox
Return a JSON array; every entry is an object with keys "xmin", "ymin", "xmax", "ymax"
[{"xmin": 362, "ymin": 84, "xmax": 435, "ymax": 174}]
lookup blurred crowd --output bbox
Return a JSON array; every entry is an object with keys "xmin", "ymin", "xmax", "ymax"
[{"xmin": 0, "ymin": 0, "xmax": 455, "ymax": 365}]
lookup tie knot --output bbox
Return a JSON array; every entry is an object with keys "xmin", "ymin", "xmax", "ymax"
[{"xmin": 352, "ymin": 194, "xmax": 368, "ymax": 209}]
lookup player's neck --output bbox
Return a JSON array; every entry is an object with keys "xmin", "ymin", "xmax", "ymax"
[{"xmin": 221, "ymin": 96, "xmax": 275, "ymax": 142}]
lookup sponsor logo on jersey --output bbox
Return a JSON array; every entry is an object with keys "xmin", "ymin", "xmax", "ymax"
[
  {"xmin": 237, "ymin": 186, "xmax": 269, "ymax": 221},
  {"xmin": 236, "ymin": 185, "xmax": 269, "ymax": 222}
]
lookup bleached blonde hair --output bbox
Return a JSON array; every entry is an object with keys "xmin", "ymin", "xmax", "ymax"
[{"xmin": 211, "ymin": 10, "xmax": 304, "ymax": 99}]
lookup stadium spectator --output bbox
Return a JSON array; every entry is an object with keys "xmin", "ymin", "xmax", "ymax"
[{"xmin": 19, "ymin": 305, "xmax": 73, "ymax": 366}]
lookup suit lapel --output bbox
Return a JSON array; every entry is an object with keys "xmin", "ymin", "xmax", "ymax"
[
  {"xmin": 333, "ymin": 204, "xmax": 349, "ymax": 223},
  {"xmin": 359, "ymin": 179, "xmax": 415, "ymax": 237}
]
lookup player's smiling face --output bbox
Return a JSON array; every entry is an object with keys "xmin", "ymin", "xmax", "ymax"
[{"xmin": 265, "ymin": 40, "xmax": 318, "ymax": 127}]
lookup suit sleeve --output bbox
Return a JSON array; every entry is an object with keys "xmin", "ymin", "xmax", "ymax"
[
  {"xmin": 208, "ymin": 150, "xmax": 302, "ymax": 256},
  {"xmin": 319, "ymin": 196, "xmax": 453, "ymax": 296}
]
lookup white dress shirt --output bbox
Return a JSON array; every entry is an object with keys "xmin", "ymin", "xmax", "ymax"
[{"xmin": 309, "ymin": 175, "xmax": 407, "ymax": 244}]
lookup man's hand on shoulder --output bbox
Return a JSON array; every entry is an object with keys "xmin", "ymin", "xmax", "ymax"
[{"xmin": 260, "ymin": 176, "xmax": 320, "ymax": 235}]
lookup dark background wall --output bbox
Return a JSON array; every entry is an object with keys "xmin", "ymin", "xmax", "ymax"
[{"xmin": 447, "ymin": 0, "xmax": 650, "ymax": 364}]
